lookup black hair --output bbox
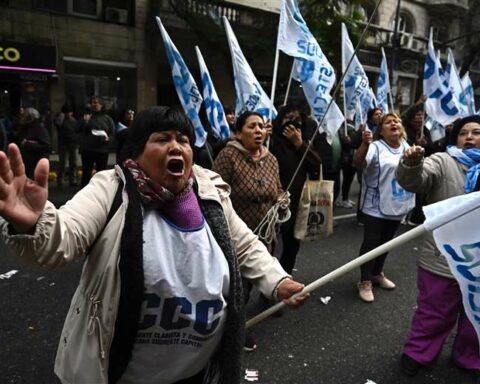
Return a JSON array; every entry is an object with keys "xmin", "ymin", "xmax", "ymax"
[
  {"xmin": 367, "ymin": 107, "xmax": 382, "ymax": 122},
  {"xmin": 273, "ymin": 103, "xmax": 307, "ymax": 136},
  {"xmin": 449, "ymin": 115, "xmax": 480, "ymax": 145},
  {"xmin": 224, "ymin": 105, "xmax": 234, "ymax": 115},
  {"xmin": 61, "ymin": 103, "xmax": 74, "ymax": 114},
  {"xmin": 234, "ymin": 111, "xmax": 264, "ymax": 133},
  {"xmin": 118, "ymin": 105, "xmax": 195, "ymax": 163}
]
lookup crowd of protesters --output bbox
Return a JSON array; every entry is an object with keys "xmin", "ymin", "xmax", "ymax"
[{"xmin": 1, "ymin": 95, "xmax": 479, "ymax": 383}]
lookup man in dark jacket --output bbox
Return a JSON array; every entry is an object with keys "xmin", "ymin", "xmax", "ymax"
[
  {"xmin": 56, "ymin": 104, "xmax": 79, "ymax": 188},
  {"xmin": 77, "ymin": 96, "xmax": 114, "ymax": 187},
  {"xmin": 15, "ymin": 107, "xmax": 51, "ymax": 179}
]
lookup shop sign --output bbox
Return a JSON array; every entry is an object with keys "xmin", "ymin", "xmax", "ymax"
[{"xmin": 0, "ymin": 41, "xmax": 56, "ymax": 73}]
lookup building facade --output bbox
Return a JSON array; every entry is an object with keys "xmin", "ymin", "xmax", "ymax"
[
  {"xmin": 0, "ymin": 0, "xmax": 475, "ymax": 139},
  {"xmin": 350, "ymin": 0, "xmax": 471, "ymax": 110}
]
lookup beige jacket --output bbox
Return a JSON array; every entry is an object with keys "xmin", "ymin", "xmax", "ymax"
[
  {"xmin": 1, "ymin": 165, "xmax": 288, "ymax": 384},
  {"xmin": 396, "ymin": 152, "xmax": 468, "ymax": 278}
]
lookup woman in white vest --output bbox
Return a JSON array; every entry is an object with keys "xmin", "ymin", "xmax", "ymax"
[{"xmin": 353, "ymin": 113, "xmax": 415, "ymax": 303}]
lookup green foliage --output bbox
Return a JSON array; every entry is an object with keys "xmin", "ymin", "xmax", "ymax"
[{"xmin": 299, "ymin": 0, "xmax": 366, "ymax": 72}]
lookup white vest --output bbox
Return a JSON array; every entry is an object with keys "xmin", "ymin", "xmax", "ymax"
[{"xmin": 361, "ymin": 139, "xmax": 415, "ymax": 218}]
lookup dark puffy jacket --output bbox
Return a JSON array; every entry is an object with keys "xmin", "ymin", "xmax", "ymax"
[{"xmin": 78, "ymin": 112, "xmax": 115, "ymax": 153}]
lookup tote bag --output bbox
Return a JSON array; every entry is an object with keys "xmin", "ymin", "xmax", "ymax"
[{"xmin": 294, "ymin": 165, "xmax": 334, "ymax": 241}]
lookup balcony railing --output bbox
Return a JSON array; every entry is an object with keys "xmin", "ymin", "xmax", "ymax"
[
  {"xmin": 170, "ymin": 0, "xmax": 240, "ymax": 23},
  {"xmin": 363, "ymin": 24, "xmax": 428, "ymax": 54}
]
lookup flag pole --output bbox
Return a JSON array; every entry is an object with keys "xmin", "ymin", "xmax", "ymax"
[
  {"xmin": 389, "ymin": 91, "xmax": 395, "ymax": 113},
  {"xmin": 419, "ymin": 101, "xmax": 426, "ymax": 139},
  {"xmin": 342, "ymin": 30, "xmax": 348, "ymax": 137},
  {"xmin": 246, "ymin": 224, "xmax": 427, "ymax": 328},
  {"xmin": 247, "ymin": 197, "xmax": 480, "ymax": 329},
  {"xmin": 283, "ymin": 62, "xmax": 295, "ymax": 106},
  {"xmin": 266, "ymin": 49, "xmax": 280, "ymax": 148}
]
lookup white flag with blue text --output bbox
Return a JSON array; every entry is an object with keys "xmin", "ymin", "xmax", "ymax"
[
  {"xmin": 423, "ymin": 192, "xmax": 480, "ymax": 347},
  {"xmin": 423, "ymin": 33, "xmax": 461, "ymax": 126},
  {"xmin": 445, "ymin": 49, "xmax": 468, "ymax": 117},
  {"xmin": 277, "ymin": 0, "xmax": 343, "ymax": 141},
  {"xmin": 223, "ymin": 16, "xmax": 276, "ymax": 119},
  {"xmin": 461, "ymin": 72, "xmax": 476, "ymax": 115},
  {"xmin": 355, "ymin": 87, "xmax": 376, "ymax": 129},
  {"xmin": 195, "ymin": 46, "xmax": 230, "ymax": 140},
  {"xmin": 376, "ymin": 48, "xmax": 390, "ymax": 113},
  {"xmin": 156, "ymin": 17, "xmax": 206, "ymax": 147},
  {"xmin": 342, "ymin": 23, "xmax": 370, "ymax": 121}
]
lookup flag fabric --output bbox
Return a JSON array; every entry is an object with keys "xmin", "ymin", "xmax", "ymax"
[
  {"xmin": 342, "ymin": 23, "xmax": 370, "ymax": 121},
  {"xmin": 424, "ymin": 116, "xmax": 445, "ymax": 142},
  {"xmin": 376, "ymin": 48, "xmax": 390, "ymax": 113},
  {"xmin": 195, "ymin": 46, "xmax": 230, "ymax": 140},
  {"xmin": 423, "ymin": 191, "xmax": 480, "ymax": 346},
  {"xmin": 223, "ymin": 16, "xmax": 276, "ymax": 119},
  {"xmin": 355, "ymin": 87, "xmax": 376, "ymax": 129},
  {"xmin": 461, "ymin": 72, "xmax": 476, "ymax": 115},
  {"xmin": 423, "ymin": 33, "xmax": 461, "ymax": 126},
  {"xmin": 445, "ymin": 49, "xmax": 469, "ymax": 117},
  {"xmin": 156, "ymin": 17, "xmax": 206, "ymax": 147},
  {"xmin": 277, "ymin": 0, "xmax": 343, "ymax": 141}
]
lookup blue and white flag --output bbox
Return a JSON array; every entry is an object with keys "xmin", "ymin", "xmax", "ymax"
[
  {"xmin": 342, "ymin": 23, "xmax": 370, "ymax": 121},
  {"xmin": 195, "ymin": 46, "xmax": 230, "ymax": 140},
  {"xmin": 355, "ymin": 87, "xmax": 376, "ymax": 129},
  {"xmin": 423, "ymin": 191, "xmax": 480, "ymax": 346},
  {"xmin": 424, "ymin": 116, "xmax": 445, "ymax": 142},
  {"xmin": 376, "ymin": 48, "xmax": 391, "ymax": 113},
  {"xmin": 223, "ymin": 16, "xmax": 276, "ymax": 119},
  {"xmin": 461, "ymin": 72, "xmax": 476, "ymax": 115},
  {"xmin": 445, "ymin": 49, "xmax": 469, "ymax": 117},
  {"xmin": 423, "ymin": 33, "xmax": 461, "ymax": 126},
  {"xmin": 277, "ymin": 0, "xmax": 343, "ymax": 141},
  {"xmin": 156, "ymin": 17, "xmax": 206, "ymax": 147}
]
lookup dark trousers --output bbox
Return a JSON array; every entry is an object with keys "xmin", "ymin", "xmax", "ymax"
[
  {"xmin": 58, "ymin": 143, "xmax": 78, "ymax": 185},
  {"xmin": 324, "ymin": 170, "xmax": 341, "ymax": 203},
  {"xmin": 341, "ymin": 163, "xmax": 356, "ymax": 201},
  {"xmin": 80, "ymin": 150, "xmax": 109, "ymax": 187},
  {"xmin": 279, "ymin": 225, "xmax": 301, "ymax": 275},
  {"xmin": 174, "ymin": 369, "xmax": 205, "ymax": 383},
  {"xmin": 359, "ymin": 213, "xmax": 401, "ymax": 281},
  {"xmin": 409, "ymin": 193, "xmax": 426, "ymax": 224}
]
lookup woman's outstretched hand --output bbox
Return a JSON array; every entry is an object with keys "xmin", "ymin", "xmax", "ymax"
[{"xmin": 0, "ymin": 143, "xmax": 49, "ymax": 233}]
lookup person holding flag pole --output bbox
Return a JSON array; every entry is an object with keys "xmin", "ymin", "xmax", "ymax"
[
  {"xmin": 396, "ymin": 115, "xmax": 480, "ymax": 377},
  {"xmin": 276, "ymin": 0, "xmax": 344, "ymax": 144}
]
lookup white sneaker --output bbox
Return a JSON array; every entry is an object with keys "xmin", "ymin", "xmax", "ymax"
[
  {"xmin": 341, "ymin": 200, "xmax": 354, "ymax": 209},
  {"xmin": 358, "ymin": 281, "xmax": 374, "ymax": 303},
  {"xmin": 335, "ymin": 200, "xmax": 343, "ymax": 207}
]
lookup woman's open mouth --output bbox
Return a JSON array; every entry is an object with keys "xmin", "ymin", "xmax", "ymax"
[
  {"xmin": 167, "ymin": 158, "xmax": 185, "ymax": 176},
  {"xmin": 463, "ymin": 142, "xmax": 475, "ymax": 149}
]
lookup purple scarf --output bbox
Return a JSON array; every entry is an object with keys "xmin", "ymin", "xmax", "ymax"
[{"xmin": 123, "ymin": 159, "xmax": 204, "ymax": 229}]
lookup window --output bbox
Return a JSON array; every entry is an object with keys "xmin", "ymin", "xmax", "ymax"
[
  {"xmin": 36, "ymin": 0, "xmax": 67, "ymax": 12},
  {"xmin": 35, "ymin": 0, "xmax": 99, "ymax": 17},
  {"xmin": 72, "ymin": 0, "xmax": 98, "ymax": 16},
  {"xmin": 397, "ymin": 12, "xmax": 414, "ymax": 34}
]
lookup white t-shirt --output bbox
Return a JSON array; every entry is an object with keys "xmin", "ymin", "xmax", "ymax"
[
  {"xmin": 118, "ymin": 211, "xmax": 230, "ymax": 384},
  {"xmin": 360, "ymin": 139, "xmax": 414, "ymax": 220}
]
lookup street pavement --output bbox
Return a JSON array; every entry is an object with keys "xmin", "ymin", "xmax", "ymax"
[{"xmin": 0, "ymin": 182, "xmax": 477, "ymax": 384}]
